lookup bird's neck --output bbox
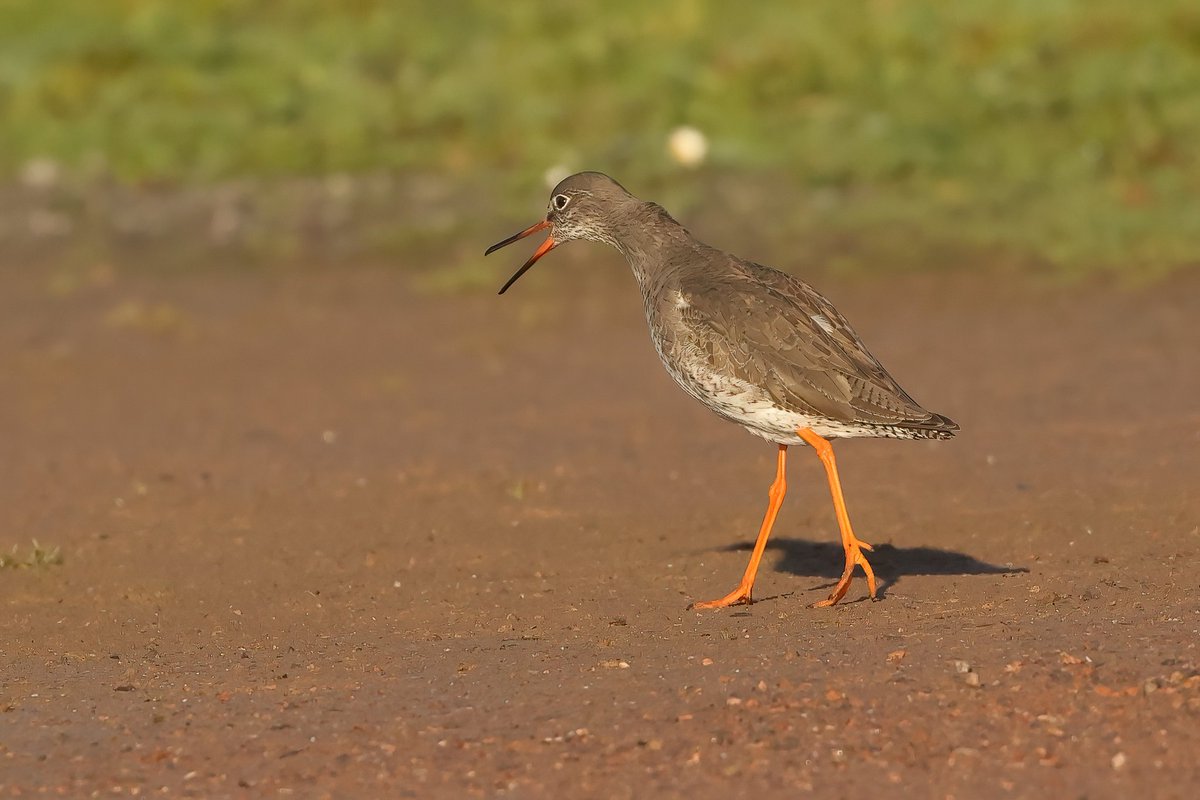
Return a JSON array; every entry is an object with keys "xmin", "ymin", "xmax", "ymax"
[{"xmin": 610, "ymin": 202, "xmax": 700, "ymax": 290}]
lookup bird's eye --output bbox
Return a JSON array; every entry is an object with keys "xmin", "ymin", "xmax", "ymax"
[{"xmin": 552, "ymin": 194, "xmax": 570, "ymax": 211}]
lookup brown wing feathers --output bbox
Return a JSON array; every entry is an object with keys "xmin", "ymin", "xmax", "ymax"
[{"xmin": 681, "ymin": 263, "xmax": 953, "ymax": 432}]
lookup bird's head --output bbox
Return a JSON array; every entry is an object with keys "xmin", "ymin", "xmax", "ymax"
[{"xmin": 485, "ymin": 172, "xmax": 634, "ymax": 294}]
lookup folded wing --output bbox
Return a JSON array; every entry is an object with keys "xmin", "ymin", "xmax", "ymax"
[{"xmin": 677, "ymin": 262, "xmax": 956, "ymax": 434}]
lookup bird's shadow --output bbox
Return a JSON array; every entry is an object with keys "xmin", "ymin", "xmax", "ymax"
[{"xmin": 717, "ymin": 537, "xmax": 1027, "ymax": 600}]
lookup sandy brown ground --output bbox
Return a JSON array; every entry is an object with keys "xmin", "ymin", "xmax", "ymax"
[{"xmin": 1, "ymin": 253, "xmax": 1197, "ymax": 798}]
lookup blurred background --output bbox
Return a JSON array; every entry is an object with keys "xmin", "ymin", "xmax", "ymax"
[
  {"xmin": 4, "ymin": 7, "xmax": 1200, "ymax": 793},
  {"xmin": 2, "ymin": 0, "xmax": 1198, "ymax": 277}
]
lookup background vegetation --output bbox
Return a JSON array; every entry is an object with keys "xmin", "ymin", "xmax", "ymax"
[{"xmin": 2, "ymin": 0, "xmax": 1198, "ymax": 275}]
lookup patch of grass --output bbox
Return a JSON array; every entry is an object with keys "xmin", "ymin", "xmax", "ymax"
[
  {"xmin": 2, "ymin": 1, "xmax": 1199, "ymax": 274},
  {"xmin": 0, "ymin": 540, "xmax": 64, "ymax": 570}
]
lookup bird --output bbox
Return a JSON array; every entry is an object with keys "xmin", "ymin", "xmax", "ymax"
[{"xmin": 485, "ymin": 172, "xmax": 957, "ymax": 608}]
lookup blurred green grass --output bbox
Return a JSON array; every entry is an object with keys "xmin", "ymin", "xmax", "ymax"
[{"xmin": 2, "ymin": 0, "xmax": 1199, "ymax": 275}]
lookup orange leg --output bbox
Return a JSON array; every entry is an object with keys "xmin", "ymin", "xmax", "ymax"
[
  {"xmin": 796, "ymin": 428, "xmax": 877, "ymax": 607},
  {"xmin": 691, "ymin": 444, "xmax": 788, "ymax": 609}
]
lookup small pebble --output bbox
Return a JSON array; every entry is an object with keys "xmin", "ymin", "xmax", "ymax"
[
  {"xmin": 668, "ymin": 126, "xmax": 708, "ymax": 168},
  {"xmin": 543, "ymin": 164, "xmax": 571, "ymax": 189}
]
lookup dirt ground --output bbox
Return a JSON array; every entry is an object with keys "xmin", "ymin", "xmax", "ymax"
[{"xmin": 1, "ymin": 251, "xmax": 1197, "ymax": 799}]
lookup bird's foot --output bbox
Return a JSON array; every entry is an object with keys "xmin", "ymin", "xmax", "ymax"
[
  {"xmin": 690, "ymin": 583, "xmax": 754, "ymax": 610},
  {"xmin": 812, "ymin": 538, "xmax": 877, "ymax": 608}
]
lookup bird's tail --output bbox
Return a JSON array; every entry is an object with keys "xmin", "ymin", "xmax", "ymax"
[{"xmin": 908, "ymin": 412, "xmax": 959, "ymax": 439}]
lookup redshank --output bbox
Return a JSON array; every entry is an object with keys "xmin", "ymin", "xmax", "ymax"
[{"xmin": 486, "ymin": 172, "xmax": 957, "ymax": 608}]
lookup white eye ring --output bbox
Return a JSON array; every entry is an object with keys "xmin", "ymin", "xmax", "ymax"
[{"xmin": 552, "ymin": 194, "xmax": 570, "ymax": 211}]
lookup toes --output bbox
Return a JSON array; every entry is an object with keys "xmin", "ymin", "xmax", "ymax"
[{"xmin": 691, "ymin": 592, "xmax": 752, "ymax": 610}]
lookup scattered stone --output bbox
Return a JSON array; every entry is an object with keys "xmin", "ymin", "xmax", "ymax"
[
  {"xmin": 667, "ymin": 126, "xmax": 708, "ymax": 168},
  {"xmin": 948, "ymin": 746, "xmax": 980, "ymax": 765},
  {"xmin": 543, "ymin": 164, "xmax": 571, "ymax": 189},
  {"xmin": 20, "ymin": 157, "xmax": 61, "ymax": 190}
]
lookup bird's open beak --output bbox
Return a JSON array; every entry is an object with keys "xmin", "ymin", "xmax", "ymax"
[{"xmin": 485, "ymin": 219, "xmax": 558, "ymax": 295}]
